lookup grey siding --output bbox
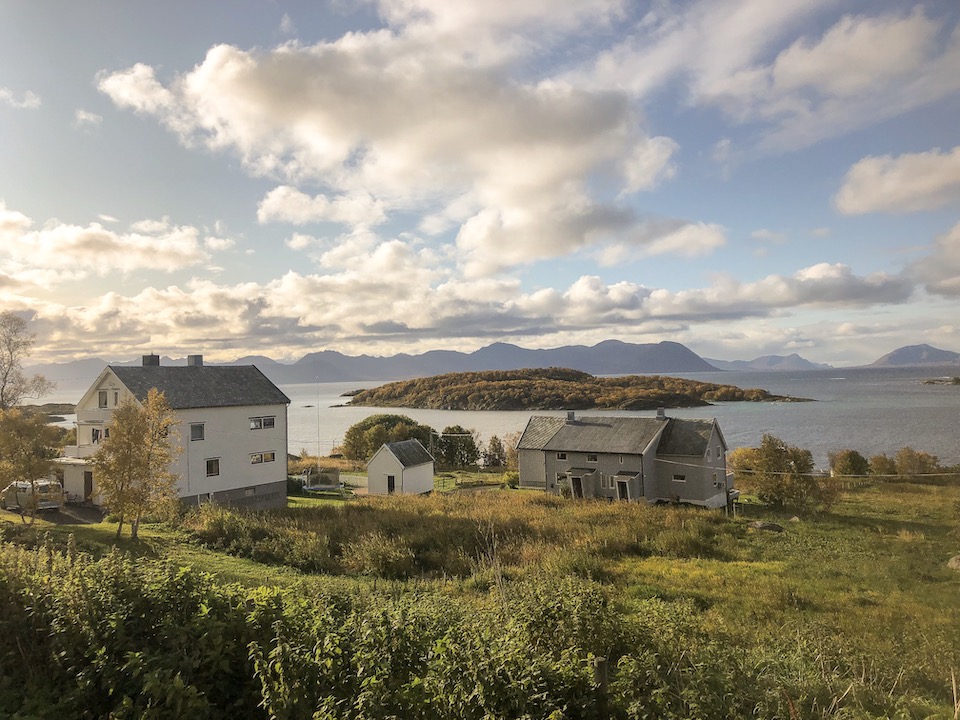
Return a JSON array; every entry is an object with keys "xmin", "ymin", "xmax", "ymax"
[{"xmin": 181, "ymin": 479, "xmax": 287, "ymax": 511}]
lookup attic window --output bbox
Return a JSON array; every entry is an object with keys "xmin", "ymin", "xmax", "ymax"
[
  {"xmin": 586, "ymin": 453, "xmax": 598, "ymax": 463},
  {"xmin": 190, "ymin": 423, "xmax": 205, "ymax": 441},
  {"xmin": 556, "ymin": 452, "xmax": 567, "ymax": 460},
  {"xmin": 98, "ymin": 390, "xmax": 108, "ymax": 408},
  {"xmin": 250, "ymin": 416, "xmax": 276, "ymax": 430},
  {"xmin": 716, "ymin": 447, "xmax": 723, "ymax": 459}
]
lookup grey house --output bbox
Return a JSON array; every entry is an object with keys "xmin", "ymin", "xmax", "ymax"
[{"xmin": 516, "ymin": 410, "xmax": 734, "ymax": 508}]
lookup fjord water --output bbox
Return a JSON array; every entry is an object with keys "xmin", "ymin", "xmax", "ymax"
[{"xmin": 285, "ymin": 366, "xmax": 960, "ymax": 470}]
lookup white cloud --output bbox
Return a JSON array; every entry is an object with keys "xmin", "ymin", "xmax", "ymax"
[
  {"xmin": 0, "ymin": 202, "xmax": 210, "ymax": 275},
  {"xmin": 286, "ymin": 233, "xmax": 318, "ymax": 251},
  {"xmin": 835, "ymin": 145, "xmax": 960, "ymax": 214},
  {"xmin": 279, "ymin": 13, "xmax": 296, "ymax": 35},
  {"xmin": 909, "ymin": 221, "xmax": 960, "ymax": 296},
  {"xmin": 0, "ymin": 87, "xmax": 41, "ymax": 109},
  {"xmin": 74, "ymin": 109, "xmax": 103, "ymax": 127},
  {"xmin": 99, "ymin": 38, "xmax": 681, "ymax": 271},
  {"xmin": 97, "ymin": 214, "xmax": 119, "ymax": 223},
  {"xmin": 257, "ymin": 186, "xmax": 386, "ymax": 227},
  {"xmin": 204, "ymin": 236, "xmax": 235, "ymax": 251},
  {"xmin": 578, "ymin": 4, "xmax": 960, "ymax": 153}
]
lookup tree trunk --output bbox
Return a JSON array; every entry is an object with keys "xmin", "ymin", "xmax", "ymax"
[
  {"xmin": 114, "ymin": 514, "xmax": 124, "ymax": 539},
  {"xmin": 130, "ymin": 515, "xmax": 140, "ymax": 540}
]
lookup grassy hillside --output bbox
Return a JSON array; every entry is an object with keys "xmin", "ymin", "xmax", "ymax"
[
  {"xmin": 1, "ymin": 479, "xmax": 957, "ymax": 718},
  {"xmin": 347, "ymin": 367, "xmax": 806, "ymax": 410}
]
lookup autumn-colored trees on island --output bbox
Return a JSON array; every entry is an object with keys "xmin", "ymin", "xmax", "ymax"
[{"xmin": 348, "ymin": 367, "xmax": 801, "ymax": 411}]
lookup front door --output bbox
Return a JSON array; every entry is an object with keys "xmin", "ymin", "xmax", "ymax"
[
  {"xmin": 387, "ymin": 475, "xmax": 396, "ymax": 494},
  {"xmin": 571, "ymin": 476, "xmax": 583, "ymax": 499},
  {"xmin": 616, "ymin": 480, "xmax": 629, "ymax": 501},
  {"xmin": 83, "ymin": 471, "xmax": 94, "ymax": 501}
]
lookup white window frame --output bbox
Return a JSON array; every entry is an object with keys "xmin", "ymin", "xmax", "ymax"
[
  {"xmin": 98, "ymin": 390, "xmax": 108, "ymax": 409},
  {"xmin": 672, "ymin": 474, "xmax": 687, "ymax": 483},
  {"xmin": 586, "ymin": 453, "xmax": 598, "ymax": 463},
  {"xmin": 249, "ymin": 416, "xmax": 276, "ymax": 430},
  {"xmin": 206, "ymin": 458, "xmax": 220, "ymax": 477},
  {"xmin": 556, "ymin": 452, "xmax": 567, "ymax": 460},
  {"xmin": 190, "ymin": 423, "xmax": 205, "ymax": 441}
]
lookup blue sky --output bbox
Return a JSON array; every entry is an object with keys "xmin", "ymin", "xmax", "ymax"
[{"xmin": 1, "ymin": 0, "xmax": 959, "ymax": 366}]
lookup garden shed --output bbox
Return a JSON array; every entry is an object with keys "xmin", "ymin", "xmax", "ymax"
[{"xmin": 367, "ymin": 439, "xmax": 435, "ymax": 495}]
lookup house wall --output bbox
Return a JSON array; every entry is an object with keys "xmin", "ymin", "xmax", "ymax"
[
  {"xmin": 175, "ymin": 403, "xmax": 288, "ymax": 508},
  {"xmin": 653, "ymin": 427, "xmax": 729, "ymax": 507},
  {"xmin": 399, "ymin": 463, "xmax": 433, "ymax": 494},
  {"xmin": 537, "ymin": 450, "xmax": 647, "ymax": 500},
  {"xmin": 367, "ymin": 448, "xmax": 401, "ymax": 494},
  {"xmin": 518, "ymin": 448, "xmax": 547, "ymax": 489}
]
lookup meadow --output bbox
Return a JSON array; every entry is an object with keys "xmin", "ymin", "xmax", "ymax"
[{"xmin": 0, "ymin": 479, "xmax": 958, "ymax": 718}]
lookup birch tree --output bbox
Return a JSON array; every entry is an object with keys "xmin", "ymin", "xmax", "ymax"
[
  {"xmin": 0, "ymin": 311, "xmax": 54, "ymax": 410},
  {"xmin": 92, "ymin": 388, "xmax": 180, "ymax": 539},
  {"xmin": 0, "ymin": 409, "xmax": 60, "ymax": 524}
]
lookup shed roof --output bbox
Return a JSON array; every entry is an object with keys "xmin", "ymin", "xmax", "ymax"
[
  {"xmin": 384, "ymin": 439, "xmax": 434, "ymax": 468},
  {"xmin": 109, "ymin": 365, "xmax": 290, "ymax": 410}
]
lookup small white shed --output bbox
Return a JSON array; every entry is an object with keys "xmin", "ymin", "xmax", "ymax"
[{"xmin": 367, "ymin": 439, "xmax": 435, "ymax": 495}]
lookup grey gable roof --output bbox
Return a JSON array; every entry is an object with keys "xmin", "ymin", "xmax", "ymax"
[
  {"xmin": 385, "ymin": 439, "xmax": 434, "ymax": 468},
  {"xmin": 109, "ymin": 365, "xmax": 290, "ymax": 410},
  {"xmin": 520, "ymin": 415, "xmax": 666, "ymax": 455},
  {"xmin": 656, "ymin": 418, "xmax": 717, "ymax": 456}
]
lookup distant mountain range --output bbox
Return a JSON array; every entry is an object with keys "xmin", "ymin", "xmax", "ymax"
[
  {"xmin": 868, "ymin": 344, "xmax": 960, "ymax": 367},
  {"xmin": 704, "ymin": 354, "xmax": 833, "ymax": 372},
  {"xmin": 25, "ymin": 341, "xmax": 960, "ymax": 389}
]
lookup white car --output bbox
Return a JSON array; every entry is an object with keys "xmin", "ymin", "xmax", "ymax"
[{"xmin": 1, "ymin": 480, "xmax": 64, "ymax": 512}]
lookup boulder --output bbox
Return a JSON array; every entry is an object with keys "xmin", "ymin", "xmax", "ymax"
[
  {"xmin": 947, "ymin": 555, "xmax": 960, "ymax": 571},
  {"xmin": 749, "ymin": 521, "xmax": 784, "ymax": 533}
]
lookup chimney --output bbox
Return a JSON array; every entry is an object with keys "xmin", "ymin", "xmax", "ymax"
[
  {"xmin": 142, "ymin": 354, "xmax": 160, "ymax": 367},
  {"xmin": 656, "ymin": 407, "xmax": 666, "ymax": 421},
  {"xmin": 187, "ymin": 354, "xmax": 204, "ymax": 367},
  {"xmin": 566, "ymin": 410, "xmax": 576, "ymax": 423}
]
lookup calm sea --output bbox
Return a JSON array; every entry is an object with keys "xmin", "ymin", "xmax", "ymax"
[
  {"xmin": 285, "ymin": 366, "xmax": 960, "ymax": 470},
  {"xmin": 45, "ymin": 366, "xmax": 960, "ymax": 471}
]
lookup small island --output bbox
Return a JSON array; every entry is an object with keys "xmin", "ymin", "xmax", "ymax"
[{"xmin": 345, "ymin": 367, "xmax": 809, "ymax": 411}]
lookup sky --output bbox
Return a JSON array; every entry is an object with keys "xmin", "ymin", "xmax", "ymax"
[{"xmin": 1, "ymin": 0, "xmax": 959, "ymax": 367}]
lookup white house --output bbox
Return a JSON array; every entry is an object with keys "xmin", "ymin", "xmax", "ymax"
[
  {"xmin": 516, "ymin": 410, "xmax": 735, "ymax": 508},
  {"xmin": 55, "ymin": 354, "xmax": 290, "ymax": 510},
  {"xmin": 367, "ymin": 439, "xmax": 435, "ymax": 495}
]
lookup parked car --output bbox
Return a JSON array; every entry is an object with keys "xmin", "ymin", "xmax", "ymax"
[{"xmin": 1, "ymin": 480, "xmax": 64, "ymax": 512}]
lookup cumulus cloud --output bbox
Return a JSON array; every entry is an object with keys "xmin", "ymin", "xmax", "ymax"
[
  {"xmin": 579, "ymin": 3, "xmax": 960, "ymax": 152},
  {"xmin": 835, "ymin": 145, "xmax": 960, "ymax": 214},
  {"xmin": 74, "ymin": 109, "xmax": 103, "ymax": 127},
  {"xmin": 258, "ymin": 186, "xmax": 386, "ymax": 227},
  {"xmin": 0, "ymin": 202, "xmax": 210, "ymax": 275},
  {"xmin": 99, "ymin": 35, "xmax": 682, "ymax": 271},
  {"xmin": 909, "ymin": 221, "xmax": 960, "ymax": 296},
  {"xmin": 0, "ymin": 87, "xmax": 41, "ymax": 109}
]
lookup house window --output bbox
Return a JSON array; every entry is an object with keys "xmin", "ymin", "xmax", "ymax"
[
  {"xmin": 113, "ymin": 391, "xmax": 119, "ymax": 406},
  {"xmin": 104, "ymin": 428, "xmax": 110, "ymax": 439},
  {"xmin": 556, "ymin": 452, "xmax": 567, "ymax": 460},
  {"xmin": 249, "ymin": 416, "xmax": 276, "ymax": 430},
  {"xmin": 98, "ymin": 390, "xmax": 108, "ymax": 408},
  {"xmin": 586, "ymin": 453, "xmax": 598, "ymax": 463},
  {"xmin": 206, "ymin": 458, "xmax": 220, "ymax": 477},
  {"xmin": 672, "ymin": 474, "xmax": 686, "ymax": 482},
  {"xmin": 250, "ymin": 452, "xmax": 277, "ymax": 465},
  {"xmin": 619, "ymin": 455, "xmax": 624, "ymax": 464},
  {"xmin": 717, "ymin": 447, "xmax": 723, "ymax": 459},
  {"xmin": 190, "ymin": 423, "xmax": 205, "ymax": 441},
  {"xmin": 91, "ymin": 428, "xmax": 102, "ymax": 444}
]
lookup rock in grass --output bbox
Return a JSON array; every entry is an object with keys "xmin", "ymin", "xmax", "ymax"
[
  {"xmin": 948, "ymin": 555, "xmax": 960, "ymax": 571},
  {"xmin": 749, "ymin": 521, "xmax": 784, "ymax": 533}
]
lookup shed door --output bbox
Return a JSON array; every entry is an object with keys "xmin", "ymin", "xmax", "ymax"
[{"xmin": 387, "ymin": 475, "xmax": 396, "ymax": 494}]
